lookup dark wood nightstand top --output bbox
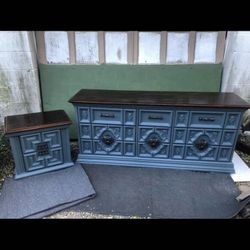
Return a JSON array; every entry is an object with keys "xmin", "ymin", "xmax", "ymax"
[{"xmin": 4, "ymin": 110, "xmax": 72, "ymax": 135}]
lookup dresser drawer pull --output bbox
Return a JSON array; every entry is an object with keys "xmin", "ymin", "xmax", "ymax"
[
  {"xmin": 198, "ymin": 117, "xmax": 215, "ymax": 122},
  {"xmin": 100, "ymin": 113, "xmax": 115, "ymax": 118},
  {"xmin": 148, "ymin": 115, "xmax": 163, "ymax": 120}
]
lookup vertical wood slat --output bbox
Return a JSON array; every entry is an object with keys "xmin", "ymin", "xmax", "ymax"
[
  {"xmin": 216, "ymin": 31, "xmax": 226, "ymax": 63},
  {"xmin": 133, "ymin": 31, "xmax": 139, "ymax": 64},
  {"xmin": 160, "ymin": 31, "xmax": 167, "ymax": 64},
  {"xmin": 68, "ymin": 31, "xmax": 76, "ymax": 64},
  {"xmin": 35, "ymin": 31, "xmax": 46, "ymax": 64},
  {"xmin": 188, "ymin": 31, "xmax": 196, "ymax": 64},
  {"xmin": 98, "ymin": 31, "xmax": 105, "ymax": 64},
  {"xmin": 127, "ymin": 31, "xmax": 134, "ymax": 64}
]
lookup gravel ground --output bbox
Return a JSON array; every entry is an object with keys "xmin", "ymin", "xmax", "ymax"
[{"xmin": 1, "ymin": 127, "xmax": 250, "ymax": 219}]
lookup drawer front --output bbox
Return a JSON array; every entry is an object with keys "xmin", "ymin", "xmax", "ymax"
[
  {"xmin": 189, "ymin": 111, "xmax": 226, "ymax": 129},
  {"xmin": 139, "ymin": 109, "xmax": 173, "ymax": 127},
  {"xmin": 187, "ymin": 129, "xmax": 222, "ymax": 145},
  {"xmin": 138, "ymin": 143, "xmax": 169, "ymax": 158},
  {"xmin": 185, "ymin": 145, "xmax": 218, "ymax": 161},
  {"xmin": 91, "ymin": 107, "xmax": 122, "ymax": 124},
  {"xmin": 138, "ymin": 127, "xmax": 170, "ymax": 143},
  {"xmin": 92, "ymin": 125, "xmax": 123, "ymax": 140},
  {"xmin": 93, "ymin": 140, "xmax": 122, "ymax": 155},
  {"xmin": 224, "ymin": 112, "xmax": 241, "ymax": 129}
]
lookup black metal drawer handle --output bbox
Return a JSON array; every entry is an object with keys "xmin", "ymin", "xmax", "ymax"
[
  {"xmin": 148, "ymin": 115, "xmax": 163, "ymax": 120},
  {"xmin": 100, "ymin": 113, "xmax": 115, "ymax": 118},
  {"xmin": 198, "ymin": 117, "xmax": 215, "ymax": 122}
]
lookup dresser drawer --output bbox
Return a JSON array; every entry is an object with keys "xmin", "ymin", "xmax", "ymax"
[
  {"xmin": 138, "ymin": 127, "xmax": 170, "ymax": 143},
  {"xmin": 91, "ymin": 107, "xmax": 122, "ymax": 124},
  {"xmin": 93, "ymin": 140, "xmax": 122, "ymax": 155},
  {"xmin": 187, "ymin": 129, "xmax": 222, "ymax": 145},
  {"xmin": 138, "ymin": 143, "xmax": 169, "ymax": 158},
  {"xmin": 185, "ymin": 145, "xmax": 218, "ymax": 161},
  {"xmin": 189, "ymin": 111, "xmax": 226, "ymax": 129},
  {"xmin": 92, "ymin": 124, "xmax": 123, "ymax": 140},
  {"xmin": 20, "ymin": 130, "xmax": 62, "ymax": 154},
  {"xmin": 138, "ymin": 109, "xmax": 173, "ymax": 127}
]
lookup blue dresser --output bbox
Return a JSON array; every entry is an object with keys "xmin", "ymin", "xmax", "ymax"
[
  {"xmin": 69, "ymin": 90, "xmax": 250, "ymax": 173},
  {"xmin": 4, "ymin": 110, "xmax": 74, "ymax": 179}
]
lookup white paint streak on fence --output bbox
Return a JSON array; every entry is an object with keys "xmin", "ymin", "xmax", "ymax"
[
  {"xmin": 75, "ymin": 32, "xmax": 99, "ymax": 64},
  {"xmin": 138, "ymin": 32, "xmax": 161, "ymax": 64},
  {"xmin": 167, "ymin": 32, "xmax": 189, "ymax": 64},
  {"xmin": 222, "ymin": 31, "xmax": 250, "ymax": 103},
  {"xmin": 105, "ymin": 32, "xmax": 128, "ymax": 64},
  {"xmin": 44, "ymin": 31, "xmax": 69, "ymax": 64},
  {"xmin": 0, "ymin": 31, "xmax": 31, "ymax": 52},
  {"xmin": 0, "ymin": 31, "xmax": 41, "ymax": 124}
]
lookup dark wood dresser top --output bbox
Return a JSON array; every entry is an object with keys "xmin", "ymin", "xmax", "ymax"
[
  {"xmin": 69, "ymin": 89, "xmax": 250, "ymax": 109},
  {"xmin": 4, "ymin": 110, "xmax": 72, "ymax": 135}
]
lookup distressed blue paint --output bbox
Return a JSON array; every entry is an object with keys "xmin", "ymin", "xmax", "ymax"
[
  {"xmin": 72, "ymin": 103, "xmax": 245, "ymax": 173},
  {"xmin": 7, "ymin": 126, "xmax": 74, "ymax": 179}
]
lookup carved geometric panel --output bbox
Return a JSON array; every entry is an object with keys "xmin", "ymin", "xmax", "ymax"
[
  {"xmin": 187, "ymin": 129, "xmax": 204, "ymax": 144},
  {"xmin": 175, "ymin": 111, "xmax": 189, "ymax": 127},
  {"xmin": 78, "ymin": 107, "xmax": 90, "ymax": 123},
  {"xmin": 200, "ymin": 146, "xmax": 218, "ymax": 161},
  {"xmin": 42, "ymin": 130, "xmax": 61, "ymax": 148},
  {"xmin": 204, "ymin": 129, "xmax": 222, "ymax": 145},
  {"xmin": 23, "ymin": 153, "xmax": 45, "ymax": 171},
  {"xmin": 218, "ymin": 147, "xmax": 233, "ymax": 161},
  {"xmin": 20, "ymin": 133, "xmax": 42, "ymax": 154},
  {"xmin": 138, "ymin": 127, "xmax": 153, "ymax": 141},
  {"xmin": 80, "ymin": 124, "xmax": 91, "ymax": 139},
  {"xmin": 154, "ymin": 145, "xmax": 169, "ymax": 158},
  {"xmin": 93, "ymin": 140, "xmax": 122, "ymax": 155},
  {"xmin": 221, "ymin": 130, "xmax": 237, "ymax": 146},
  {"xmin": 124, "ymin": 126, "xmax": 135, "ymax": 141},
  {"xmin": 92, "ymin": 125, "xmax": 107, "ymax": 140},
  {"xmin": 124, "ymin": 109, "xmax": 136, "ymax": 125},
  {"xmin": 173, "ymin": 128, "xmax": 187, "ymax": 144},
  {"xmin": 46, "ymin": 148, "xmax": 63, "ymax": 167},
  {"xmin": 155, "ymin": 128, "xmax": 170, "ymax": 143},
  {"xmin": 172, "ymin": 145, "xmax": 185, "ymax": 159},
  {"xmin": 224, "ymin": 112, "xmax": 241, "ymax": 129},
  {"xmin": 184, "ymin": 146, "xmax": 199, "ymax": 160},
  {"xmin": 108, "ymin": 126, "xmax": 123, "ymax": 140},
  {"xmin": 124, "ymin": 142, "xmax": 135, "ymax": 156},
  {"xmin": 81, "ymin": 140, "xmax": 92, "ymax": 154}
]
